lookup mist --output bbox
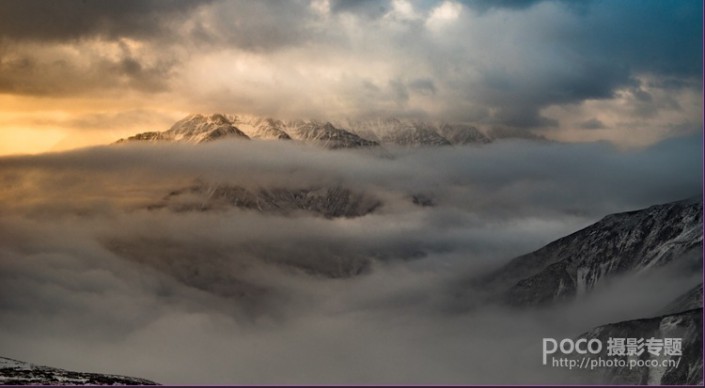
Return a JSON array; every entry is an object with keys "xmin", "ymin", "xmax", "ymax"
[{"xmin": 0, "ymin": 135, "xmax": 701, "ymax": 384}]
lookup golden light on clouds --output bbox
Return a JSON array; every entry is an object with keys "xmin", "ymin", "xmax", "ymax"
[
  {"xmin": 0, "ymin": 125, "xmax": 64, "ymax": 155},
  {"xmin": 540, "ymin": 75, "xmax": 703, "ymax": 148},
  {"xmin": 0, "ymin": 94, "xmax": 185, "ymax": 155}
]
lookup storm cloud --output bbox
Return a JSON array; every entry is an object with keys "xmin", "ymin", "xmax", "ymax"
[
  {"xmin": 0, "ymin": 0, "xmax": 701, "ymax": 154},
  {"xmin": 0, "ymin": 0, "xmax": 209, "ymax": 41}
]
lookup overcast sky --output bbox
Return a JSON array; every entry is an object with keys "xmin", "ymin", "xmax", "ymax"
[{"xmin": 0, "ymin": 0, "xmax": 702, "ymax": 154}]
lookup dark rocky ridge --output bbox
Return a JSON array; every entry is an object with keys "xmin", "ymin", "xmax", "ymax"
[
  {"xmin": 660, "ymin": 283, "xmax": 703, "ymax": 316},
  {"xmin": 150, "ymin": 182, "xmax": 382, "ymax": 219}
]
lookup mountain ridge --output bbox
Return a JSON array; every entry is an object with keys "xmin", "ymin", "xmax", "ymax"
[
  {"xmin": 473, "ymin": 197, "xmax": 703, "ymax": 307},
  {"xmin": 116, "ymin": 113, "xmax": 494, "ymax": 148}
]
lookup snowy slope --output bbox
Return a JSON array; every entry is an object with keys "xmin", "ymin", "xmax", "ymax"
[
  {"xmin": 117, "ymin": 114, "xmax": 379, "ymax": 149},
  {"xmin": 335, "ymin": 118, "xmax": 452, "ymax": 146},
  {"xmin": 280, "ymin": 120, "xmax": 379, "ymax": 149},
  {"xmin": 334, "ymin": 118, "xmax": 493, "ymax": 146},
  {"xmin": 0, "ymin": 357, "xmax": 157, "ymax": 385},
  {"xmin": 225, "ymin": 114, "xmax": 292, "ymax": 140},
  {"xmin": 116, "ymin": 113, "xmax": 496, "ymax": 148},
  {"xmin": 477, "ymin": 197, "xmax": 703, "ymax": 306},
  {"xmin": 117, "ymin": 113, "xmax": 250, "ymax": 144}
]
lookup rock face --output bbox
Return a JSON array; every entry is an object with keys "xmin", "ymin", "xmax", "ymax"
[
  {"xmin": 577, "ymin": 308, "xmax": 702, "ymax": 385},
  {"xmin": 0, "ymin": 357, "xmax": 157, "ymax": 385},
  {"xmin": 151, "ymin": 182, "xmax": 382, "ymax": 219},
  {"xmin": 478, "ymin": 197, "xmax": 703, "ymax": 306},
  {"xmin": 115, "ymin": 113, "xmax": 494, "ymax": 149}
]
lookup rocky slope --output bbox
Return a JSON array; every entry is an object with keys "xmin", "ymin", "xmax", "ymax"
[
  {"xmin": 577, "ymin": 307, "xmax": 702, "ymax": 385},
  {"xmin": 471, "ymin": 198, "xmax": 703, "ymax": 385},
  {"xmin": 477, "ymin": 197, "xmax": 703, "ymax": 306},
  {"xmin": 116, "ymin": 113, "xmax": 494, "ymax": 148},
  {"xmin": 0, "ymin": 357, "xmax": 157, "ymax": 385},
  {"xmin": 659, "ymin": 283, "xmax": 703, "ymax": 316},
  {"xmin": 150, "ymin": 182, "xmax": 382, "ymax": 219},
  {"xmin": 435, "ymin": 123, "xmax": 493, "ymax": 145},
  {"xmin": 336, "ymin": 118, "xmax": 492, "ymax": 146}
]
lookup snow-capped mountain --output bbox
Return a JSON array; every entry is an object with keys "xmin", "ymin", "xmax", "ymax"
[
  {"xmin": 117, "ymin": 114, "xmax": 377, "ymax": 149},
  {"xmin": 477, "ymin": 197, "xmax": 703, "ymax": 307},
  {"xmin": 116, "ymin": 113, "xmax": 495, "ymax": 148},
  {"xmin": 150, "ymin": 182, "xmax": 382, "ymax": 218},
  {"xmin": 0, "ymin": 356, "xmax": 157, "ymax": 385},
  {"xmin": 117, "ymin": 113, "xmax": 250, "ymax": 144}
]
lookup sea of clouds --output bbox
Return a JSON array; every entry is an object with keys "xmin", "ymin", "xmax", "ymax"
[{"xmin": 0, "ymin": 135, "xmax": 701, "ymax": 384}]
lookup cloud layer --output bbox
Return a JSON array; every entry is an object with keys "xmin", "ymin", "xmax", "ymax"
[{"xmin": 0, "ymin": 136, "xmax": 701, "ymax": 383}]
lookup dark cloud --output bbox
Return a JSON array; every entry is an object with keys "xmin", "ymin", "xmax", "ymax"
[
  {"xmin": 444, "ymin": 0, "xmax": 702, "ymax": 128},
  {"xmin": 0, "ymin": 0, "xmax": 210, "ymax": 42},
  {"xmin": 193, "ymin": 1, "xmax": 316, "ymax": 51},
  {"xmin": 0, "ymin": 48, "xmax": 176, "ymax": 96},
  {"xmin": 408, "ymin": 78, "xmax": 437, "ymax": 95},
  {"xmin": 461, "ymin": 0, "xmax": 590, "ymax": 13},
  {"xmin": 461, "ymin": 0, "xmax": 548, "ymax": 11},
  {"xmin": 578, "ymin": 0, "xmax": 703, "ymax": 78},
  {"xmin": 329, "ymin": 0, "xmax": 390, "ymax": 18},
  {"xmin": 578, "ymin": 118, "xmax": 606, "ymax": 130}
]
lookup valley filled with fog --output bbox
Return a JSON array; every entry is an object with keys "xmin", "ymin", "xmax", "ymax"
[{"xmin": 0, "ymin": 136, "xmax": 701, "ymax": 384}]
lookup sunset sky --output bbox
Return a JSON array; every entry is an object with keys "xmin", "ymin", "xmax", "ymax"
[{"xmin": 0, "ymin": 0, "xmax": 702, "ymax": 155}]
